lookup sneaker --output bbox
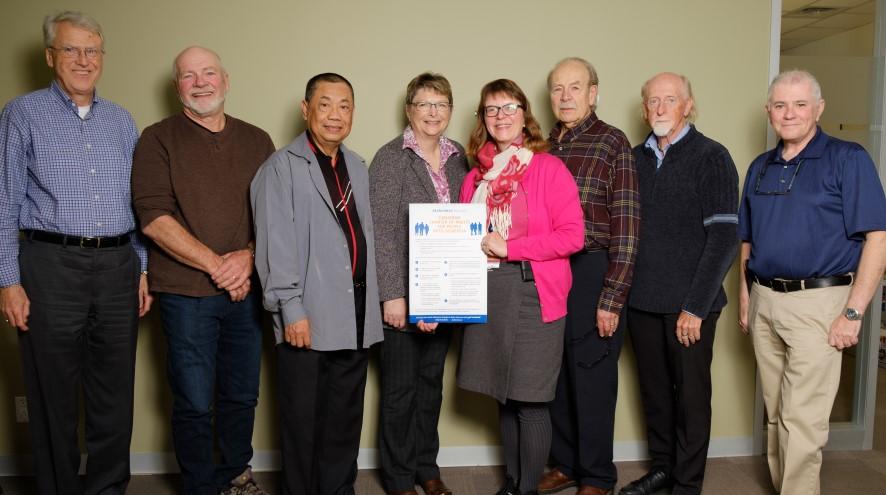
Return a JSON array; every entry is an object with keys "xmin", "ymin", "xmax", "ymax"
[{"xmin": 220, "ymin": 468, "xmax": 267, "ymax": 495}]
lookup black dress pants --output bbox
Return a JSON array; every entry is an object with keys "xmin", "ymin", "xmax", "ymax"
[
  {"xmin": 276, "ymin": 345, "xmax": 370, "ymax": 495},
  {"xmin": 18, "ymin": 238, "xmax": 140, "ymax": 495},
  {"xmin": 626, "ymin": 308, "xmax": 720, "ymax": 495},
  {"xmin": 378, "ymin": 328, "xmax": 450, "ymax": 491},
  {"xmin": 549, "ymin": 250, "xmax": 625, "ymax": 491}
]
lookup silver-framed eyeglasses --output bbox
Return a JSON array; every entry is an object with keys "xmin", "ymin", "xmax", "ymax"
[
  {"xmin": 50, "ymin": 45, "xmax": 104, "ymax": 60},
  {"xmin": 483, "ymin": 103, "xmax": 524, "ymax": 117},
  {"xmin": 411, "ymin": 101, "xmax": 451, "ymax": 113}
]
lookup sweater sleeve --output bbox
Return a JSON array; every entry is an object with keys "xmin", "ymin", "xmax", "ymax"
[
  {"xmin": 682, "ymin": 145, "xmax": 740, "ymax": 318},
  {"xmin": 368, "ymin": 143, "xmax": 407, "ymax": 301}
]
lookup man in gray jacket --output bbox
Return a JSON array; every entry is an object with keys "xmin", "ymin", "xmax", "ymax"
[{"xmin": 251, "ymin": 73, "xmax": 383, "ymax": 495}]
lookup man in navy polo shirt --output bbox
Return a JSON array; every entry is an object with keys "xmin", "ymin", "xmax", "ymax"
[{"xmin": 738, "ymin": 69, "xmax": 886, "ymax": 495}]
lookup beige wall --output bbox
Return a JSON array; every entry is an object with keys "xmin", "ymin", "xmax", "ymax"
[
  {"xmin": 0, "ymin": 0, "xmax": 772, "ymax": 466},
  {"xmin": 782, "ymin": 22, "xmax": 874, "ymax": 57}
]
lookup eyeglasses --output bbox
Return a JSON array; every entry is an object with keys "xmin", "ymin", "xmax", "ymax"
[
  {"xmin": 411, "ymin": 101, "xmax": 451, "ymax": 113},
  {"xmin": 754, "ymin": 159, "xmax": 803, "ymax": 195},
  {"xmin": 483, "ymin": 103, "xmax": 523, "ymax": 117},
  {"xmin": 50, "ymin": 46, "xmax": 104, "ymax": 60},
  {"xmin": 645, "ymin": 96, "xmax": 679, "ymax": 109}
]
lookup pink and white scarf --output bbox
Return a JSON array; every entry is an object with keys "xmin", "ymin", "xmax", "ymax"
[{"xmin": 472, "ymin": 140, "xmax": 533, "ymax": 240}]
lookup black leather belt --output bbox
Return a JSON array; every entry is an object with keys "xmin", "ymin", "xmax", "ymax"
[
  {"xmin": 752, "ymin": 273, "xmax": 853, "ymax": 293},
  {"xmin": 24, "ymin": 229, "xmax": 131, "ymax": 248}
]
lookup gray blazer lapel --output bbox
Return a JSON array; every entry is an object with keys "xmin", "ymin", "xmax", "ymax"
[
  {"xmin": 288, "ymin": 133, "xmax": 336, "ymax": 214},
  {"xmin": 408, "ymin": 152, "xmax": 437, "ymax": 201},
  {"xmin": 307, "ymin": 160, "xmax": 336, "ymax": 214}
]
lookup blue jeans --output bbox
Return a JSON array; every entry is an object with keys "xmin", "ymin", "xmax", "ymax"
[{"xmin": 159, "ymin": 291, "xmax": 263, "ymax": 495}]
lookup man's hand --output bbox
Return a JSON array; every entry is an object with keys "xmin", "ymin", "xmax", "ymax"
[
  {"xmin": 676, "ymin": 311, "xmax": 702, "ymax": 347},
  {"xmin": 211, "ymin": 249, "xmax": 254, "ymax": 291},
  {"xmin": 228, "ymin": 279, "xmax": 251, "ymax": 303},
  {"xmin": 828, "ymin": 314, "xmax": 860, "ymax": 350},
  {"xmin": 138, "ymin": 273, "xmax": 153, "ymax": 317},
  {"xmin": 285, "ymin": 318, "xmax": 311, "ymax": 348},
  {"xmin": 383, "ymin": 298, "xmax": 407, "ymax": 329},
  {"xmin": 738, "ymin": 287, "xmax": 750, "ymax": 335},
  {"xmin": 597, "ymin": 309, "xmax": 619, "ymax": 337},
  {"xmin": 0, "ymin": 285, "xmax": 30, "ymax": 331}
]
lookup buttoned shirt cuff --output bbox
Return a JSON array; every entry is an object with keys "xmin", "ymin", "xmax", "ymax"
[
  {"xmin": 281, "ymin": 298, "xmax": 308, "ymax": 327},
  {"xmin": 129, "ymin": 231, "xmax": 149, "ymax": 272},
  {"xmin": 0, "ymin": 269, "xmax": 20, "ymax": 288}
]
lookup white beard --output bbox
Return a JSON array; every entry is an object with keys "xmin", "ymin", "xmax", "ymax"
[
  {"xmin": 183, "ymin": 93, "xmax": 225, "ymax": 117},
  {"xmin": 652, "ymin": 122, "xmax": 672, "ymax": 137}
]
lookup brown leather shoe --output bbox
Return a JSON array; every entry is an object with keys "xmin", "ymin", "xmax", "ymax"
[
  {"xmin": 421, "ymin": 479, "xmax": 452, "ymax": 495},
  {"xmin": 537, "ymin": 467, "xmax": 576, "ymax": 494},
  {"xmin": 576, "ymin": 485, "xmax": 612, "ymax": 495}
]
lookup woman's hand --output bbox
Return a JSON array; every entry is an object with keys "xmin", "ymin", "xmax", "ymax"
[
  {"xmin": 481, "ymin": 232, "xmax": 507, "ymax": 258},
  {"xmin": 416, "ymin": 320, "xmax": 439, "ymax": 333},
  {"xmin": 383, "ymin": 298, "xmax": 407, "ymax": 329}
]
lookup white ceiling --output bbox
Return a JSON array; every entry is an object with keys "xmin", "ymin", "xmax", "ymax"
[{"xmin": 781, "ymin": 0, "xmax": 875, "ymax": 51}]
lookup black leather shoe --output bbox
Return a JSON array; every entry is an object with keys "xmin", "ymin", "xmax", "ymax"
[
  {"xmin": 618, "ymin": 470, "xmax": 671, "ymax": 495},
  {"xmin": 496, "ymin": 475, "xmax": 520, "ymax": 495}
]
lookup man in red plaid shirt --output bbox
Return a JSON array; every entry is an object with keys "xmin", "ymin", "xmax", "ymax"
[{"xmin": 537, "ymin": 57, "xmax": 640, "ymax": 495}]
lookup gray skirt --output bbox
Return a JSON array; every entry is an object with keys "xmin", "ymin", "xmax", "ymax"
[{"xmin": 457, "ymin": 262, "xmax": 565, "ymax": 404}]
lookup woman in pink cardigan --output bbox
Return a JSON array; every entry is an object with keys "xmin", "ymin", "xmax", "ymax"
[{"xmin": 457, "ymin": 79, "xmax": 584, "ymax": 495}]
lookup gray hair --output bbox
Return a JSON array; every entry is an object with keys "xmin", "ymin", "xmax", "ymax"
[
  {"xmin": 640, "ymin": 72, "xmax": 698, "ymax": 122},
  {"xmin": 547, "ymin": 56, "xmax": 599, "ymax": 90},
  {"xmin": 43, "ymin": 11, "xmax": 103, "ymax": 48},
  {"xmin": 172, "ymin": 46, "xmax": 226, "ymax": 81},
  {"xmin": 767, "ymin": 69, "xmax": 822, "ymax": 103}
]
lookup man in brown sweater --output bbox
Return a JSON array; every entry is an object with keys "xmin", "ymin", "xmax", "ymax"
[{"xmin": 131, "ymin": 46, "xmax": 275, "ymax": 495}]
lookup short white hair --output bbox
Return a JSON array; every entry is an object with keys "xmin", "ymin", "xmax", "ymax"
[
  {"xmin": 43, "ymin": 11, "xmax": 103, "ymax": 48},
  {"xmin": 172, "ymin": 46, "xmax": 226, "ymax": 81},
  {"xmin": 768, "ymin": 69, "xmax": 822, "ymax": 103}
]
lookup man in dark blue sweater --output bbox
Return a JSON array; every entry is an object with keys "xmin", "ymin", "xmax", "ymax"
[{"xmin": 621, "ymin": 72, "xmax": 739, "ymax": 495}]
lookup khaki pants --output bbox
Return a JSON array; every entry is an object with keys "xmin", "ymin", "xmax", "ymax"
[{"xmin": 749, "ymin": 283, "xmax": 850, "ymax": 495}]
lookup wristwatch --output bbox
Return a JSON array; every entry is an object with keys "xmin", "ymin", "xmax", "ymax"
[{"xmin": 844, "ymin": 307, "xmax": 863, "ymax": 321}]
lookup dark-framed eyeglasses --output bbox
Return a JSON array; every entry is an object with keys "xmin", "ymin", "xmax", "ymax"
[
  {"xmin": 482, "ymin": 103, "xmax": 523, "ymax": 117},
  {"xmin": 411, "ymin": 101, "xmax": 451, "ymax": 113},
  {"xmin": 49, "ymin": 45, "xmax": 104, "ymax": 60},
  {"xmin": 754, "ymin": 159, "xmax": 803, "ymax": 195}
]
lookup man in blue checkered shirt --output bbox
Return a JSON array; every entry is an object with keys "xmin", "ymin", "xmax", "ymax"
[{"xmin": 0, "ymin": 11, "xmax": 152, "ymax": 495}]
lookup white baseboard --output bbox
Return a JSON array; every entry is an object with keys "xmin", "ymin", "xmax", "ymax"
[{"xmin": 0, "ymin": 437, "xmax": 755, "ymax": 476}]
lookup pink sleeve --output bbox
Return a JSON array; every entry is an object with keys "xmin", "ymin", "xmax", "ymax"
[{"xmin": 507, "ymin": 155, "xmax": 584, "ymax": 261}]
